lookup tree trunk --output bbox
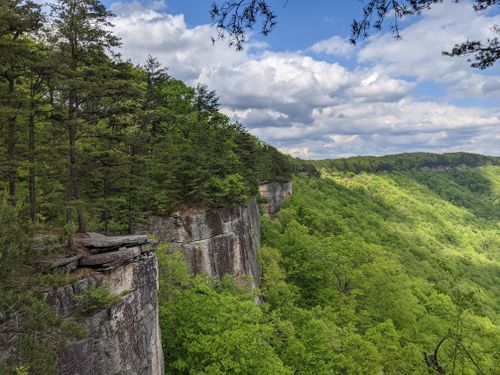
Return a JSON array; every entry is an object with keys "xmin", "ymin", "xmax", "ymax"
[
  {"xmin": 67, "ymin": 15, "xmax": 86, "ymax": 234},
  {"xmin": 66, "ymin": 92, "xmax": 75, "ymax": 227},
  {"xmin": 28, "ymin": 99, "xmax": 36, "ymax": 221},
  {"xmin": 67, "ymin": 89, "xmax": 86, "ymax": 232},
  {"xmin": 49, "ymin": 83, "xmax": 73, "ymax": 226},
  {"xmin": 127, "ymin": 145, "xmax": 135, "ymax": 235},
  {"xmin": 6, "ymin": 78, "xmax": 17, "ymax": 206}
]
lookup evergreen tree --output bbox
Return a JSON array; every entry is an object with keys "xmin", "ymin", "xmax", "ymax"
[
  {"xmin": 49, "ymin": 0, "xmax": 120, "ymax": 232},
  {"xmin": 195, "ymin": 82, "xmax": 220, "ymax": 122},
  {"xmin": 0, "ymin": 0, "xmax": 43, "ymax": 205}
]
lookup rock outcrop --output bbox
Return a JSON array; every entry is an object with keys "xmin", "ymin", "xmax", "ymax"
[
  {"xmin": 258, "ymin": 181, "xmax": 293, "ymax": 216},
  {"xmin": 46, "ymin": 233, "xmax": 163, "ymax": 375},
  {"xmin": 139, "ymin": 197, "xmax": 261, "ymax": 288},
  {"xmin": 138, "ymin": 182, "xmax": 292, "ymax": 286}
]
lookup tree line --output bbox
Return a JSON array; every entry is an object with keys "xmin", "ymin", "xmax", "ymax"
[
  {"xmin": 312, "ymin": 152, "xmax": 500, "ymax": 174},
  {"xmin": 0, "ymin": 0, "xmax": 292, "ymax": 235}
]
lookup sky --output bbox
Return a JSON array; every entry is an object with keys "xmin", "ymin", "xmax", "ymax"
[{"xmin": 100, "ymin": 0, "xmax": 500, "ymax": 159}]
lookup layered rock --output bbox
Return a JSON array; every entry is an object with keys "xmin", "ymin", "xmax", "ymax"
[
  {"xmin": 46, "ymin": 234, "xmax": 164, "ymax": 375},
  {"xmin": 139, "ymin": 197, "xmax": 261, "ymax": 287},
  {"xmin": 258, "ymin": 181, "xmax": 293, "ymax": 216}
]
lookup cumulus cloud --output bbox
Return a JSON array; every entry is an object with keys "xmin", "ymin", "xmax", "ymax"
[
  {"xmin": 309, "ymin": 36, "xmax": 353, "ymax": 57},
  {"xmin": 358, "ymin": 2, "xmax": 500, "ymax": 99},
  {"xmin": 278, "ymin": 147, "xmax": 311, "ymax": 158},
  {"xmin": 347, "ymin": 72, "xmax": 416, "ymax": 103},
  {"xmin": 111, "ymin": 3, "xmax": 247, "ymax": 82},
  {"xmin": 203, "ymin": 53, "xmax": 352, "ymax": 126},
  {"xmin": 110, "ymin": 1, "xmax": 500, "ymax": 159}
]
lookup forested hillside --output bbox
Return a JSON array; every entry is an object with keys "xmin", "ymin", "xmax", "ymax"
[
  {"xmin": 160, "ymin": 166, "xmax": 500, "ymax": 374},
  {"xmin": 313, "ymin": 152, "xmax": 500, "ymax": 174}
]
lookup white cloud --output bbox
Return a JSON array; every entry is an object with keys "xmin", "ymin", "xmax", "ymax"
[
  {"xmin": 347, "ymin": 72, "xmax": 416, "ymax": 102},
  {"xmin": 278, "ymin": 147, "xmax": 310, "ymax": 158},
  {"xmin": 358, "ymin": 2, "xmax": 500, "ymax": 99},
  {"xmin": 204, "ymin": 53, "xmax": 352, "ymax": 122},
  {"xmin": 110, "ymin": 1, "xmax": 500, "ymax": 159},
  {"xmin": 309, "ymin": 36, "xmax": 353, "ymax": 57},
  {"xmin": 111, "ymin": 5, "xmax": 247, "ymax": 82}
]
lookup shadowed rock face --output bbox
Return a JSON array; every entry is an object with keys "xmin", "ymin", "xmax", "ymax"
[
  {"xmin": 141, "ymin": 197, "xmax": 261, "ymax": 288},
  {"xmin": 259, "ymin": 181, "xmax": 293, "ymax": 216},
  {"xmin": 45, "ymin": 235, "xmax": 164, "ymax": 375}
]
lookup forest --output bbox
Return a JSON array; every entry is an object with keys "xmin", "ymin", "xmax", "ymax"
[
  {"xmin": 159, "ymin": 165, "xmax": 500, "ymax": 374},
  {"xmin": 312, "ymin": 153, "xmax": 500, "ymax": 174},
  {"xmin": 0, "ymin": 0, "xmax": 292, "ymax": 235}
]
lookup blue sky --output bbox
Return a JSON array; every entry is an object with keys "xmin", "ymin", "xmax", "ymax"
[{"xmin": 103, "ymin": 0, "xmax": 499, "ymax": 159}]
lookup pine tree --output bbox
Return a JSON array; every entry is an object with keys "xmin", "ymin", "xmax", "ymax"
[
  {"xmin": 50, "ymin": 0, "xmax": 120, "ymax": 232},
  {"xmin": 0, "ymin": 0, "xmax": 43, "ymax": 205},
  {"xmin": 195, "ymin": 83, "xmax": 220, "ymax": 122}
]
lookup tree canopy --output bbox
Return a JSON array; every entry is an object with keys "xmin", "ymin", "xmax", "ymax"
[
  {"xmin": 158, "ymin": 164, "xmax": 500, "ymax": 374},
  {"xmin": 0, "ymin": 0, "xmax": 293, "ymax": 235}
]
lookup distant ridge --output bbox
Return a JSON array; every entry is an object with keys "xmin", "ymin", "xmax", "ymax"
[{"xmin": 311, "ymin": 152, "xmax": 500, "ymax": 174}]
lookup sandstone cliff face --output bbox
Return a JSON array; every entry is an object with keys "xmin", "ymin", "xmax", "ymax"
[
  {"xmin": 258, "ymin": 181, "xmax": 293, "ymax": 216},
  {"xmin": 141, "ymin": 197, "xmax": 261, "ymax": 287},
  {"xmin": 46, "ymin": 234, "xmax": 164, "ymax": 375},
  {"xmin": 139, "ymin": 183, "xmax": 292, "ymax": 286}
]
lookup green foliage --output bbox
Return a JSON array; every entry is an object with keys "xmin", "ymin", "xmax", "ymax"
[
  {"xmin": 0, "ymin": 0, "xmax": 293, "ymax": 370},
  {"xmin": 0, "ymin": 197, "xmax": 34, "ymax": 283},
  {"xmin": 149, "ymin": 166, "xmax": 500, "ymax": 373},
  {"xmin": 205, "ymin": 173, "xmax": 248, "ymax": 206},
  {"xmin": 160, "ymin": 166, "xmax": 500, "ymax": 375},
  {"xmin": 74, "ymin": 286, "xmax": 124, "ymax": 315},
  {"xmin": 256, "ymin": 167, "xmax": 500, "ymax": 374},
  {"xmin": 408, "ymin": 167, "xmax": 500, "ymax": 220},
  {"xmin": 35, "ymin": 269, "xmax": 78, "ymax": 288},
  {"xmin": 0, "ymin": 0, "xmax": 293, "ymax": 235},
  {"xmin": 157, "ymin": 250, "xmax": 290, "ymax": 375},
  {"xmin": 157, "ymin": 245, "xmax": 193, "ymax": 301},
  {"xmin": 1, "ymin": 287, "xmax": 87, "ymax": 375},
  {"xmin": 258, "ymin": 246, "xmax": 297, "ymax": 310},
  {"xmin": 0, "ymin": 200, "xmax": 87, "ymax": 374},
  {"xmin": 314, "ymin": 152, "xmax": 500, "ymax": 174},
  {"xmin": 15, "ymin": 365, "xmax": 30, "ymax": 375}
]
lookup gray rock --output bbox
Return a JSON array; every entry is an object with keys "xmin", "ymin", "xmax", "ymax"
[
  {"xmin": 79, "ymin": 248, "xmax": 135, "ymax": 267},
  {"xmin": 78, "ymin": 234, "xmax": 149, "ymax": 253},
  {"xmin": 139, "ymin": 196, "xmax": 261, "ymax": 288},
  {"xmin": 46, "ymin": 277, "xmax": 99, "ymax": 318},
  {"xmin": 51, "ymin": 252, "xmax": 163, "ymax": 375},
  {"xmin": 39, "ymin": 255, "xmax": 83, "ymax": 272},
  {"xmin": 258, "ymin": 181, "xmax": 292, "ymax": 216},
  {"xmin": 4, "ymin": 234, "xmax": 163, "ymax": 375},
  {"xmin": 141, "ymin": 241, "xmax": 158, "ymax": 253}
]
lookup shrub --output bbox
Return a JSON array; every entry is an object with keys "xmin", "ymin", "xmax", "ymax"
[{"xmin": 74, "ymin": 286, "xmax": 123, "ymax": 315}]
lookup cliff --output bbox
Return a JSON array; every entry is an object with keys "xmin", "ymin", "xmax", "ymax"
[
  {"xmin": 139, "ymin": 181, "xmax": 292, "ymax": 286},
  {"xmin": 140, "ymin": 197, "xmax": 261, "ymax": 288},
  {"xmin": 259, "ymin": 181, "xmax": 293, "ymax": 216},
  {"xmin": 45, "ymin": 234, "xmax": 163, "ymax": 375},
  {"xmin": 3, "ymin": 182, "xmax": 292, "ymax": 373}
]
